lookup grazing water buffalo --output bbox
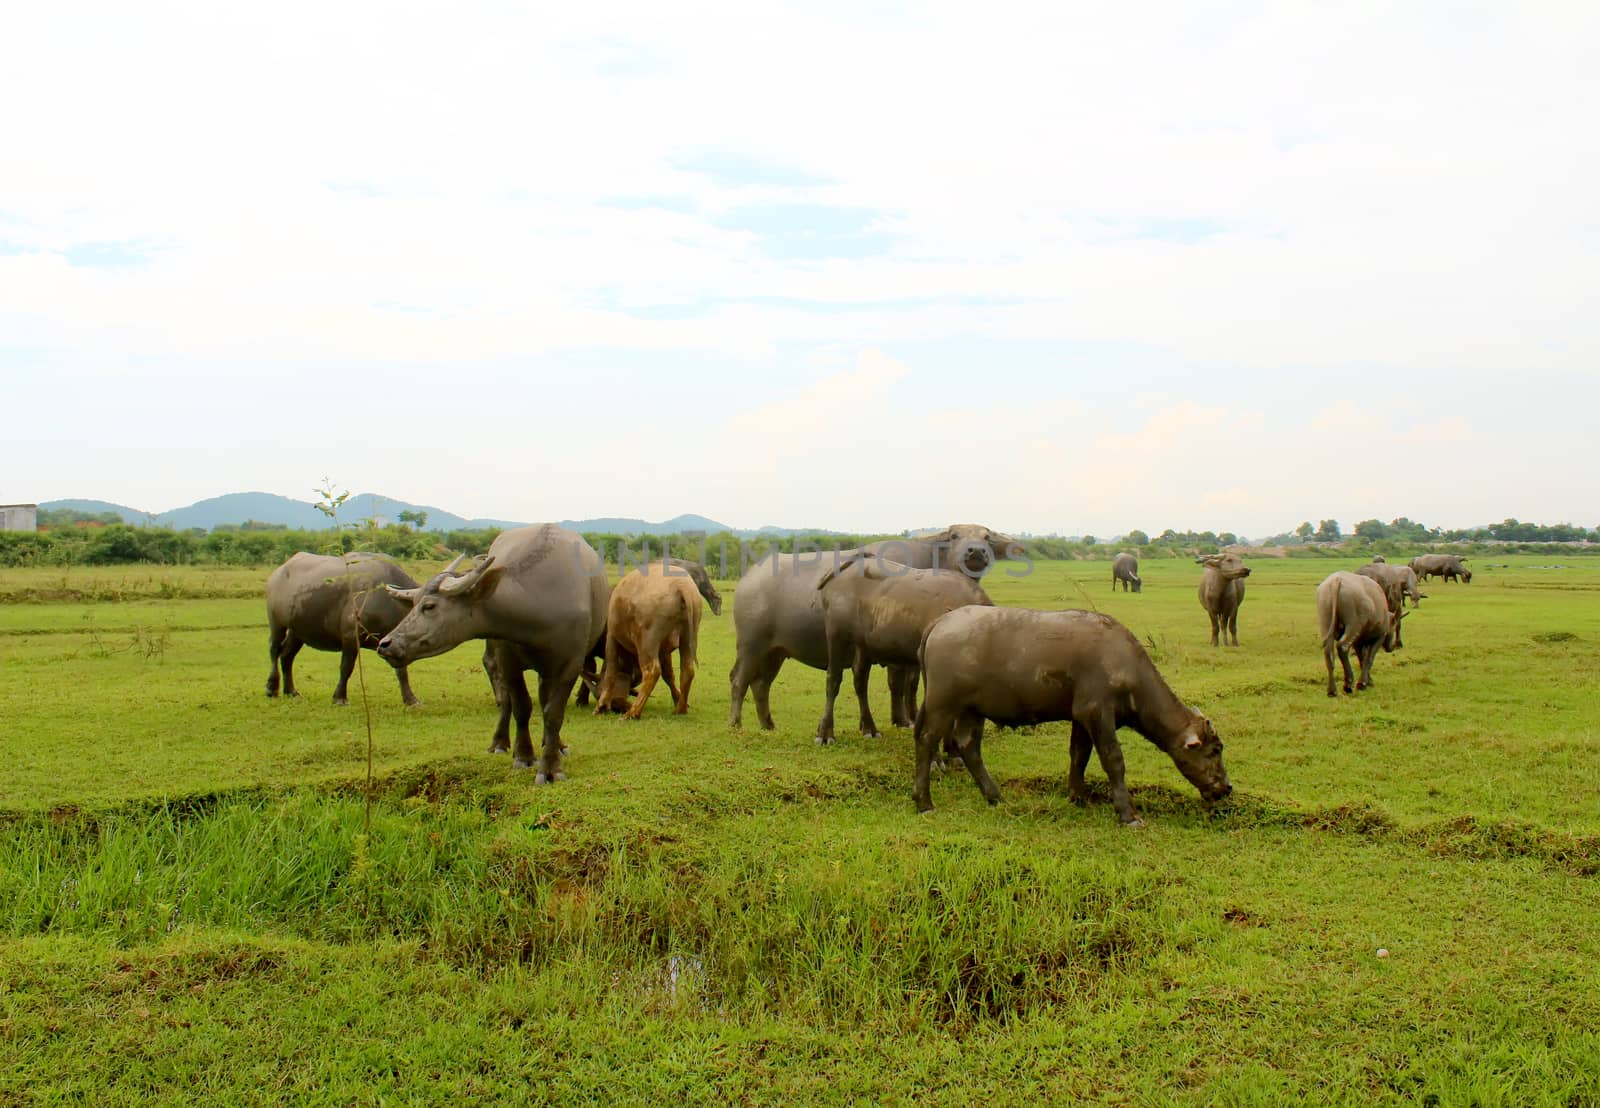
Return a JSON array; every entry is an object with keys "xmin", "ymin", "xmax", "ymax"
[
  {"xmin": 1410, "ymin": 553, "xmax": 1472, "ymax": 584},
  {"xmin": 265, "ymin": 552, "xmax": 421, "ymax": 706},
  {"xmin": 1357, "ymin": 562, "xmax": 1426, "ymax": 608},
  {"xmin": 1317, "ymin": 571, "xmax": 1405, "ymax": 697},
  {"xmin": 729, "ymin": 524, "xmax": 1020, "ymax": 730},
  {"xmin": 377, "ymin": 525, "xmax": 609, "ymax": 782},
  {"xmin": 595, "ymin": 564, "xmax": 703, "ymax": 719},
  {"xmin": 1354, "ymin": 563, "xmax": 1423, "ymax": 650},
  {"xmin": 813, "ymin": 554, "xmax": 993, "ymax": 744},
  {"xmin": 1197, "ymin": 552, "xmax": 1252, "ymax": 646},
  {"xmin": 914, "ymin": 607, "xmax": 1232, "ymax": 826},
  {"xmin": 568, "ymin": 557, "xmax": 718, "ymax": 708},
  {"xmin": 1112, "ymin": 552, "xmax": 1142, "ymax": 593}
]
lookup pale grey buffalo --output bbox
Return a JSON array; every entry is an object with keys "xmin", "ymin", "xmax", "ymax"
[
  {"xmin": 729, "ymin": 524, "xmax": 1020, "ymax": 730},
  {"xmin": 1358, "ymin": 561, "xmax": 1424, "ymax": 607},
  {"xmin": 265, "ymin": 552, "xmax": 422, "ymax": 706},
  {"xmin": 377, "ymin": 525, "xmax": 609, "ymax": 782},
  {"xmin": 914, "ymin": 607, "xmax": 1232, "ymax": 826},
  {"xmin": 1410, "ymin": 553, "xmax": 1472, "ymax": 584},
  {"xmin": 1317, "ymin": 571, "xmax": 1405, "ymax": 697},
  {"xmin": 1197, "ymin": 552, "xmax": 1251, "ymax": 646},
  {"xmin": 813, "ymin": 553, "xmax": 993, "ymax": 744},
  {"xmin": 1112, "ymin": 552, "xmax": 1142, "ymax": 593}
]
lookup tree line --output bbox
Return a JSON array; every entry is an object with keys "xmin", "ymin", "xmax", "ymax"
[{"xmin": 4, "ymin": 514, "xmax": 1593, "ymax": 570}]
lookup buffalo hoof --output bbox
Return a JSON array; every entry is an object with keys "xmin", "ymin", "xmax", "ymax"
[
  {"xmin": 1069, "ymin": 792, "xmax": 1089, "ymax": 807},
  {"xmin": 1122, "ymin": 816, "xmax": 1146, "ymax": 829},
  {"xmin": 863, "ymin": 729, "xmax": 883, "ymax": 739},
  {"xmin": 403, "ymin": 699, "xmax": 422, "ymax": 709},
  {"xmin": 534, "ymin": 770, "xmax": 566, "ymax": 785},
  {"xmin": 1327, "ymin": 689, "xmax": 1338, "ymax": 698},
  {"xmin": 331, "ymin": 696, "xmax": 348, "ymax": 707},
  {"xmin": 487, "ymin": 742, "xmax": 509, "ymax": 754},
  {"xmin": 815, "ymin": 734, "xmax": 835, "ymax": 746}
]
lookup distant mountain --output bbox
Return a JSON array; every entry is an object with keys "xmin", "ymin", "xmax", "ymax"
[
  {"xmin": 39, "ymin": 498, "xmax": 151, "ymax": 524},
  {"xmin": 559, "ymin": 514, "xmax": 737, "ymax": 536},
  {"xmin": 40, "ymin": 494, "xmax": 833, "ymax": 537}
]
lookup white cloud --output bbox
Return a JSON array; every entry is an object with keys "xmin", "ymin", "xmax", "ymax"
[{"xmin": 2, "ymin": 2, "xmax": 1597, "ymax": 532}]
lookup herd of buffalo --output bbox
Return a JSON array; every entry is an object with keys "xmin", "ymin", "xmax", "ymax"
[{"xmin": 261, "ymin": 526, "xmax": 1475, "ymax": 827}]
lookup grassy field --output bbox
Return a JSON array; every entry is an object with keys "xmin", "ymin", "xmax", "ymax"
[{"xmin": 2, "ymin": 554, "xmax": 1598, "ymax": 1102}]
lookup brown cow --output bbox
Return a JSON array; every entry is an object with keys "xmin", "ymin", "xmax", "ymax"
[
  {"xmin": 1197, "ymin": 552, "xmax": 1251, "ymax": 646},
  {"xmin": 1317, "ymin": 571, "xmax": 1405, "ymax": 697},
  {"xmin": 594, "ymin": 564, "xmax": 703, "ymax": 719}
]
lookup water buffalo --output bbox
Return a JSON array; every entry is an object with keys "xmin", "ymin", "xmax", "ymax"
[
  {"xmin": 567, "ymin": 557, "xmax": 718, "ymax": 708},
  {"xmin": 1357, "ymin": 562, "xmax": 1425, "ymax": 608},
  {"xmin": 729, "ymin": 524, "xmax": 1020, "ymax": 730},
  {"xmin": 813, "ymin": 553, "xmax": 993, "ymax": 744},
  {"xmin": 859, "ymin": 525, "xmax": 1022, "ymax": 724},
  {"xmin": 265, "ymin": 551, "xmax": 421, "ymax": 706},
  {"xmin": 914, "ymin": 607, "xmax": 1232, "ymax": 826},
  {"xmin": 1317, "ymin": 571, "xmax": 1405, "ymax": 697},
  {"xmin": 1354, "ymin": 563, "xmax": 1423, "ymax": 650},
  {"xmin": 377, "ymin": 525, "xmax": 609, "ymax": 782},
  {"xmin": 1112, "ymin": 552, "xmax": 1142, "ymax": 593},
  {"xmin": 1410, "ymin": 553, "xmax": 1472, "ymax": 584},
  {"xmin": 595, "ymin": 564, "xmax": 703, "ymax": 718},
  {"xmin": 1197, "ymin": 552, "xmax": 1251, "ymax": 646}
]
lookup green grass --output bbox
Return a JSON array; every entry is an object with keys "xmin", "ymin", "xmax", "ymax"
[{"xmin": 2, "ymin": 556, "xmax": 1598, "ymax": 1102}]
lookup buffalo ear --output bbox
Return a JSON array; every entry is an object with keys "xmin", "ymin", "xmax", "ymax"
[
  {"xmin": 1184, "ymin": 733, "xmax": 1203, "ymax": 749},
  {"xmin": 385, "ymin": 584, "xmax": 419, "ymax": 607}
]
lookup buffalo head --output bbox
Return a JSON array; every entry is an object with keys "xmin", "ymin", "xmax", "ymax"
[
  {"xmin": 925, "ymin": 524, "xmax": 1022, "ymax": 577},
  {"xmin": 376, "ymin": 553, "xmax": 502, "ymax": 664},
  {"xmin": 1197, "ymin": 552, "xmax": 1252, "ymax": 580},
  {"xmin": 1168, "ymin": 714, "xmax": 1232, "ymax": 803}
]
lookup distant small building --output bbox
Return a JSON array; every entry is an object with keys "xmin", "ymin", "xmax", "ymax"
[{"xmin": 1, "ymin": 503, "xmax": 38, "ymax": 532}]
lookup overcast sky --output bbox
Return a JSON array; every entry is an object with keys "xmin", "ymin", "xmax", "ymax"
[{"xmin": 3, "ymin": 2, "xmax": 1596, "ymax": 537}]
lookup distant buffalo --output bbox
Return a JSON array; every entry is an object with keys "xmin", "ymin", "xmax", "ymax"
[
  {"xmin": 1197, "ymin": 552, "xmax": 1251, "ymax": 646},
  {"xmin": 1112, "ymin": 552, "xmax": 1142, "ymax": 593},
  {"xmin": 1409, "ymin": 554, "xmax": 1472, "ymax": 584}
]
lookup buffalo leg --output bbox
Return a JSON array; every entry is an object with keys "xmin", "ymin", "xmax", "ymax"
[
  {"xmin": 507, "ymin": 666, "xmax": 538, "ymax": 769},
  {"xmin": 1324, "ymin": 640, "xmax": 1340, "ymax": 697},
  {"xmin": 1227, "ymin": 608, "xmax": 1240, "ymax": 647},
  {"xmin": 727, "ymin": 655, "xmax": 751, "ymax": 728},
  {"xmin": 1336, "ymin": 642, "xmax": 1356, "ymax": 694},
  {"xmin": 853, "ymin": 649, "xmax": 881, "ymax": 738},
  {"xmin": 536, "ymin": 664, "xmax": 580, "ymax": 783},
  {"xmin": 624, "ymin": 637, "xmax": 664, "ymax": 721},
  {"xmin": 674, "ymin": 627, "xmax": 696, "ymax": 715},
  {"xmin": 912, "ymin": 705, "xmax": 955, "ymax": 812},
  {"xmin": 816, "ymin": 654, "xmax": 845, "ymax": 746},
  {"xmin": 266, "ymin": 621, "xmax": 288, "ymax": 697},
  {"xmin": 658, "ymin": 647, "xmax": 681, "ymax": 709},
  {"xmin": 1208, "ymin": 612, "xmax": 1220, "ymax": 647},
  {"xmin": 332, "ymin": 645, "xmax": 357, "ymax": 706},
  {"xmin": 392, "ymin": 663, "xmax": 420, "ymax": 708},
  {"xmin": 1356, "ymin": 642, "xmax": 1377, "ymax": 690},
  {"xmin": 1087, "ymin": 713, "xmax": 1141, "ymax": 826},
  {"xmin": 279, "ymin": 634, "xmax": 304, "ymax": 697},
  {"xmin": 753, "ymin": 654, "xmax": 783, "ymax": 730},
  {"xmin": 1067, "ymin": 720, "xmax": 1095, "ymax": 802},
  {"xmin": 888, "ymin": 666, "xmax": 917, "ymax": 728},
  {"xmin": 952, "ymin": 712, "xmax": 1001, "ymax": 805},
  {"xmin": 486, "ymin": 646, "xmax": 512, "ymax": 753}
]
